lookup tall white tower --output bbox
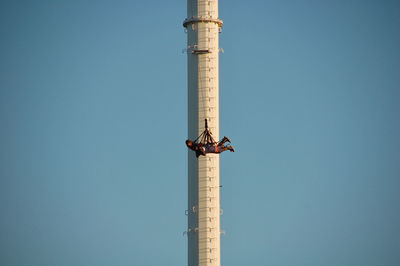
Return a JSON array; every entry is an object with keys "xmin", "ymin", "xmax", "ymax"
[{"xmin": 184, "ymin": 1, "xmax": 223, "ymax": 265}]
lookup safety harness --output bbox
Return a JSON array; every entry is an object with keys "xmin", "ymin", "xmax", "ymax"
[{"xmin": 193, "ymin": 119, "xmax": 218, "ymax": 146}]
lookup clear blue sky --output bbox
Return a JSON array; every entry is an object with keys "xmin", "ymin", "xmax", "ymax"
[{"xmin": 1, "ymin": 0, "xmax": 399, "ymax": 265}]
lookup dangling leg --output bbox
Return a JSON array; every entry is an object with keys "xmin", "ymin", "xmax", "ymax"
[
  {"xmin": 218, "ymin": 136, "xmax": 231, "ymax": 146},
  {"xmin": 219, "ymin": 145, "xmax": 235, "ymax": 153}
]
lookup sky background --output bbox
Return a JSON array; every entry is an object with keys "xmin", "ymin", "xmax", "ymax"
[{"xmin": 1, "ymin": 0, "xmax": 399, "ymax": 265}]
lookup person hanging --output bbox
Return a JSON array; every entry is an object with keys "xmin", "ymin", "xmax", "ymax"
[{"xmin": 185, "ymin": 119, "xmax": 235, "ymax": 158}]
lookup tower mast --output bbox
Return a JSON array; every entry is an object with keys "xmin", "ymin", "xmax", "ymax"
[{"xmin": 184, "ymin": 1, "xmax": 223, "ymax": 265}]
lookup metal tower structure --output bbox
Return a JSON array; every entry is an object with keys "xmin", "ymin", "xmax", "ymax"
[{"xmin": 184, "ymin": 0, "xmax": 223, "ymax": 265}]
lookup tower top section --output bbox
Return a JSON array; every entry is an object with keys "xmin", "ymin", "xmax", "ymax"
[{"xmin": 183, "ymin": 0, "xmax": 223, "ymax": 28}]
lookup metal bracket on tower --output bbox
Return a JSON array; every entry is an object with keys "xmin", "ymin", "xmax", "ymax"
[
  {"xmin": 183, "ymin": 45, "xmax": 212, "ymax": 54},
  {"xmin": 192, "ymin": 49, "xmax": 210, "ymax": 54},
  {"xmin": 183, "ymin": 17, "xmax": 223, "ymax": 28},
  {"xmin": 185, "ymin": 205, "xmax": 198, "ymax": 216}
]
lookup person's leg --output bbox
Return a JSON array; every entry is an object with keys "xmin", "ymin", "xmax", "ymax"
[
  {"xmin": 220, "ymin": 145, "xmax": 235, "ymax": 153},
  {"xmin": 218, "ymin": 136, "xmax": 231, "ymax": 146}
]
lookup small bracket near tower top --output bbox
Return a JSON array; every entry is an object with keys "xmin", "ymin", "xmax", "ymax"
[{"xmin": 183, "ymin": 17, "xmax": 223, "ymax": 29}]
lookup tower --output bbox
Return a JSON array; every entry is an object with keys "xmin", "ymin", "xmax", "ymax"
[{"xmin": 183, "ymin": 0, "xmax": 223, "ymax": 265}]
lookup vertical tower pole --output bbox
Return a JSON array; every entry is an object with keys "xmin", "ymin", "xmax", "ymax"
[{"xmin": 184, "ymin": 1, "xmax": 223, "ymax": 265}]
